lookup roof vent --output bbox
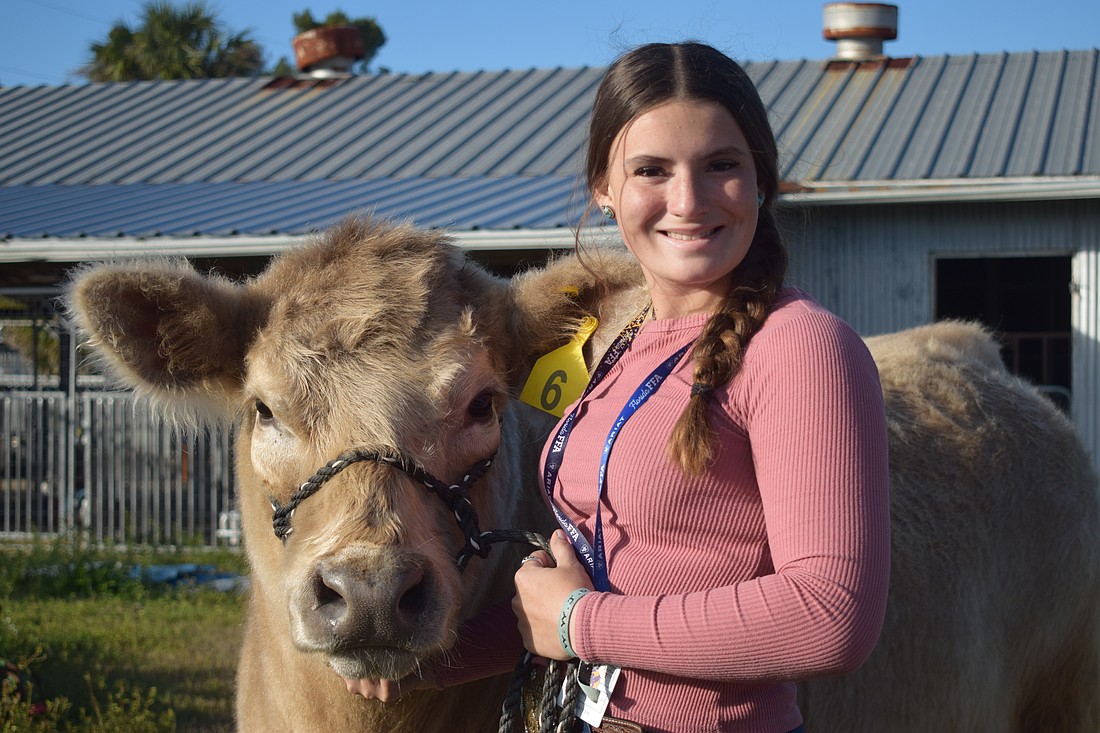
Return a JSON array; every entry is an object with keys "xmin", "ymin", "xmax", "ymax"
[
  {"xmin": 823, "ymin": 3, "xmax": 898, "ymax": 60},
  {"xmin": 292, "ymin": 26, "xmax": 365, "ymax": 78}
]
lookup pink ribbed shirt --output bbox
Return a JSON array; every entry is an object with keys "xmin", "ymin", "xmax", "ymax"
[{"xmin": 555, "ymin": 289, "xmax": 890, "ymax": 733}]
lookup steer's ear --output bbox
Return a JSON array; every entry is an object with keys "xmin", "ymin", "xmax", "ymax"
[
  {"xmin": 507, "ymin": 248, "xmax": 646, "ymax": 375},
  {"xmin": 66, "ymin": 260, "xmax": 267, "ymax": 417}
]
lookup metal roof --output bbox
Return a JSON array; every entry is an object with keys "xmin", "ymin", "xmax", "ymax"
[
  {"xmin": 0, "ymin": 177, "xmax": 581, "ymax": 237},
  {"xmin": 1, "ymin": 49, "xmax": 1098, "ymax": 249}
]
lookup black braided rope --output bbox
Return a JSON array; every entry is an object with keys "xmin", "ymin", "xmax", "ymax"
[
  {"xmin": 496, "ymin": 633, "xmax": 584, "ymax": 733},
  {"xmin": 541, "ymin": 660, "xmax": 564, "ymax": 733},
  {"xmin": 271, "ymin": 449, "xmax": 395, "ymax": 542},
  {"xmin": 489, "ymin": 534, "xmax": 584, "ymax": 733},
  {"xmin": 457, "ymin": 528, "xmax": 549, "ymax": 569},
  {"xmin": 270, "ymin": 448, "xmax": 495, "ymax": 555}
]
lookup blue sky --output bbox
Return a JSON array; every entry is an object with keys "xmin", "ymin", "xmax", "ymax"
[{"xmin": 3, "ymin": 0, "xmax": 1099, "ymax": 87}]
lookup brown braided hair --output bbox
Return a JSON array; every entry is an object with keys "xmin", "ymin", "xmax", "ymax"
[{"xmin": 583, "ymin": 42, "xmax": 789, "ymax": 475}]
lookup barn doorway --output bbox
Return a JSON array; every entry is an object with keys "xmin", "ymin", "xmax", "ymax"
[{"xmin": 934, "ymin": 255, "xmax": 1072, "ymax": 410}]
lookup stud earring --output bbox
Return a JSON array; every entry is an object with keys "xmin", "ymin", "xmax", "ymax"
[
  {"xmin": 601, "ymin": 205, "xmax": 616, "ymax": 221},
  {"xmin": 757, "ymin": 193, "xmax": 765, "ymax": 208}
]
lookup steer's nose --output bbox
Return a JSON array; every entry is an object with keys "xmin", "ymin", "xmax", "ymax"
[{"xmin": 305, "ymin": 558, "xmax": 432, "ymax": 646}]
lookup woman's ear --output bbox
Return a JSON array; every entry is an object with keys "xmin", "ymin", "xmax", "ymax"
[{"xmin": 592, "ymin": 174, "xmax": 614, "ymax": 212}]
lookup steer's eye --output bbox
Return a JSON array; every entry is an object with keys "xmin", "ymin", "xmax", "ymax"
[
  {"xmin": 467, "ymin": 391, "xmax": 496, "ymax": 422},
  {"xmin": 254, "ymin": 399, "xmax": 274, "ymax": 422}
]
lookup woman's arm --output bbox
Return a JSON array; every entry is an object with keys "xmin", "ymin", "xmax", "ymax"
[{"xmin": 570, "ymin": 312, "xmax": 891, "ymax": 680}]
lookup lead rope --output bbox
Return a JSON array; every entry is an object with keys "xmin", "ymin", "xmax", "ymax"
[
  {"xmin": 498, "ymin": 654, "xmax": 586, "ymax": 733},
  {"xmin": 270, "ymin": 449, "xmax": 582, "ymax": 733},
  {"xmin": 492, "ymin": 532, "xmax": 584, "ymax": 733}
]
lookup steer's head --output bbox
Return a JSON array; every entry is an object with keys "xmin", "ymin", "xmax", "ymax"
[{"xmin": 67, "ymin": 217, "xmax": 642, "ymax": 680}]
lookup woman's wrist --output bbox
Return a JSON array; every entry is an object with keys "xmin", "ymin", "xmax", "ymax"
[{"xmin": 558, "ymin": 588, "xmax": 591, "ymax": 659}]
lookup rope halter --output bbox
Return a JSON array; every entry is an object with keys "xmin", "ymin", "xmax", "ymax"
[
  {"xmin": 269, "ymin": 447, "xmax": 498, "ymax": 569},
  {"xmin": 269, "ymin": 445, "xmax": 575, "ymax": 732}
]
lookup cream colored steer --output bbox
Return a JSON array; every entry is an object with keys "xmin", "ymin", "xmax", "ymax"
[{"xmin": 67, "ymin": 217, "xmax": 639, "ymax": 732}]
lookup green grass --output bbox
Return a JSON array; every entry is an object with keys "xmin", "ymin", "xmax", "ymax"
[{"xmin": 0, "ymin": 538, "xmax": 245, "ymax": 732}]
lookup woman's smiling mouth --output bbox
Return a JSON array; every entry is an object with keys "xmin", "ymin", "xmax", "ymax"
[{"xmin": 663, "ymin": 227, "xmax": 723, "ymax": 242}]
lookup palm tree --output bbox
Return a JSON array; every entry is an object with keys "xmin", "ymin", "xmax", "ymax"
[{"xmin": 80, "ymin": 1, "xmax": 264, "ymax": 82}]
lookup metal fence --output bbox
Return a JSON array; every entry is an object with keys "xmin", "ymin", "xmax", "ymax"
[{"xmin": 1, "ymin": 390, "xmax": 239, "ymax": 547}]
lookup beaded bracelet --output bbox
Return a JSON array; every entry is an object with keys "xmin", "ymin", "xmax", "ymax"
[{"xmin": 558, "ymin": 588, "xmax": 591, "ymax": 659}]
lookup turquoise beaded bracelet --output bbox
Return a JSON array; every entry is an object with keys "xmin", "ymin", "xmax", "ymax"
[{"xmin": 558, "ymin": 588, "xmax": 591, "ymax": 659}]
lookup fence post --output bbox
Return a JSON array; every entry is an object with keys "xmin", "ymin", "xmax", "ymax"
[{"xmin": 61, "ymin": 317, "xmax": 78, "ymax": 535}]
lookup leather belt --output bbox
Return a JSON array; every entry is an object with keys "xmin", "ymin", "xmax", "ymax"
[{"xmin": 592, "ymin": 716, "xmax": 644, "ymax": 733}]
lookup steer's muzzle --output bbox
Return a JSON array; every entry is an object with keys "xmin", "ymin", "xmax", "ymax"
[{"xmin": 289, "ymin": 549, "xmax": 449, "ymax": 679}]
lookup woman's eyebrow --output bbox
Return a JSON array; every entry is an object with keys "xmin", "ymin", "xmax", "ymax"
[{"xmin": 625, "ymin": 145, "xmax": 750, "ymax": 166}]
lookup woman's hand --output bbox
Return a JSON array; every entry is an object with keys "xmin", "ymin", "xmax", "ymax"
[{"xmin": 512, "ymin": 529, "xmax": 595, "ymax": 660}]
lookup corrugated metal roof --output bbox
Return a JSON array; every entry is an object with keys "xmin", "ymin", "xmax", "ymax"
[
  {"xmin": 0, "ymin": 68, "xmax": 599, "ymax": 187},
  {"xmin": 0, "ymin": 177, "xmax": 583, "ymax": 238},
  {"xmin": 1, "ymin": 49, "xmax": 1098, "ymax": 243}
]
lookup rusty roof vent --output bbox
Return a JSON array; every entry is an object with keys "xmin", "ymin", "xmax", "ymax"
[
  {"xmin": 292, "ymin": 26, "xmax": 365, "ymax": 78},
  {"xmin": 823, "ymin": 3, "xmax": 898, "ymax": 60}
]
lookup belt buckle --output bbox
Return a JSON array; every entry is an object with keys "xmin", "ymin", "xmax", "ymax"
[{"xmin": 592, "ymin": 715, "xmax": 644, "ymax": 733}]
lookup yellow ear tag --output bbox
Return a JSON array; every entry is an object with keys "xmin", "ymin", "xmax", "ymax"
[{"xmin": 520, "ymin": 315, "xmax": 599, "ymax": 417}]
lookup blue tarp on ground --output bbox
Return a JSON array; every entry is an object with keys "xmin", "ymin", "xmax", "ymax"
[{"xmin": 130, "ymin": 563, "xmax": 249, "ymax": 592}]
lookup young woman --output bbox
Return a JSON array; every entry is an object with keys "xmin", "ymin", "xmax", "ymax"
[{"xmin": 350, "ymin": 41, "xmax": 891, "ymax": 733}]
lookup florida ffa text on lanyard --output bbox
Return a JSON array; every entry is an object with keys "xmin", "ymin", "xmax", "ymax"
[{"xmin": 542, "ymin": 303, "xmax": 695, "ymax": 727}]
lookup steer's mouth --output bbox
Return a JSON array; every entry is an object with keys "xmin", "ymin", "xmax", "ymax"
[{"xmin": 325, "ymin": 645, "xmax": 430, "ymax": 681}]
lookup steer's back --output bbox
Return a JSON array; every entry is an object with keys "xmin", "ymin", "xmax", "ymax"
[{"xmin": 800, "ymin": 320, "xmax": 1100, "ymax": 732}]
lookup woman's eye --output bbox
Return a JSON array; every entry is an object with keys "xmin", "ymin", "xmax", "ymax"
[
  {"xmin": 635, "ymin": 166, "xmax": 664, "ymax": 177},
  {"xmin": 467, "ymin": 391, "xmax": 496, "ymax": 422},
  {"xmin": 709, "ymin": 159, "xmax": 739, "ymax": 172},
  {"xmin": 254, "ymin": 400, "xmax": 274, "ymax": 422}
]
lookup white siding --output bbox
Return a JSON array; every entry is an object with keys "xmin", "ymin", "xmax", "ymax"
[
  {"xmin": 1073, "ymin": 246, "xmax": 1100, "ymax": 470},
  {"xmin": 786, "ymin": 198, "xmax": 1100, "ymax": 476}
]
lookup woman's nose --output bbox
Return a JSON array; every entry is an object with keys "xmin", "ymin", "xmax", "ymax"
[{"xmin": 667, "ymin": 173, "xmax": 708, "ymax": 217}]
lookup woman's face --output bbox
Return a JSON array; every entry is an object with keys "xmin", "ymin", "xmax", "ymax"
[{"xmin": 595, "ymin": 99, "xmax": 761, "ymax": 317}]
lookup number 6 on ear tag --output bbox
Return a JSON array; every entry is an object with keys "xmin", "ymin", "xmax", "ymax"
[{"xmin": 519, "ymin": 316, "xmax": 599, "ymax": 417}]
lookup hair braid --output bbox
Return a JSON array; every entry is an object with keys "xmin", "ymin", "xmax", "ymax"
[{"xmin": 668, "ymin": 210, "xmax": 788, "ymax": 475}]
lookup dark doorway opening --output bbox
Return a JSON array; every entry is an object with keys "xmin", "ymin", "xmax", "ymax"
[{"xmin": 935, "ymin": 256, "xmax": 1072, "ymax": 410}]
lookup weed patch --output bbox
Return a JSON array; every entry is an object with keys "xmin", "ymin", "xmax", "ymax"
[{"xmin": 0, "ymin": 539, "xmax": 244, "ymax": 732}]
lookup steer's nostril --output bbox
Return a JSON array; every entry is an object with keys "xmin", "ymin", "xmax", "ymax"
[
  {"xmin": 312, "ymin": 571, "xmax": 348, "ymax": 634},
  {"xmin": 315, "ymin": 573, "xmax": 344, "ymax": 608},
  {"xmin": 397, "ymin": 575, "xmax": 429, "ymax": 619}
]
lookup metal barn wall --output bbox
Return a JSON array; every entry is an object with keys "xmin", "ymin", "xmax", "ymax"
[
  {"xmin": 1075, "ymin": 245, "xmax": 1100, "ymax": 470},
  {"xmin": 785, "ymin": 197, "xmax": 1100, "ymax": 476}
]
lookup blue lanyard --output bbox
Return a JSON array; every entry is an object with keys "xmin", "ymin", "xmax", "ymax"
[{"xmin": 542, "ymin": 305, "xmax": 695, "ymax": 592}]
